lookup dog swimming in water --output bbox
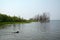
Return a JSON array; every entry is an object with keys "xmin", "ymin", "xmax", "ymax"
[{"xmin": 13, "ymin": 31, "xmax": 19, "ymax": 33}]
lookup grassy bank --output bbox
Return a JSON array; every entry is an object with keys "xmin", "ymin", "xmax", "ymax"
[{"xmin": 0, "ymin": 21, "xmax": 31, "ymax": 25}]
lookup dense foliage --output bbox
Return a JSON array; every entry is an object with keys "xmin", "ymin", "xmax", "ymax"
[{"xmin": 0, "ymin": 13, "xmax": 27, "ymax": 22}]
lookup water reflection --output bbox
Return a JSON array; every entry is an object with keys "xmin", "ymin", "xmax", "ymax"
[
  {"xmin": 0, "ymin": 24, "xmax": 9, "ymax": 29},
  {"xmin": 0, "ymin": 21, "xmax": 60, "ymax": 40},
  {"xmin": 12, "ymin": 24, "xmax": 21, "ymax": 32},
  {"xmin": 40, "ymin": 23, "xmax": 50, "ymax": 32}
]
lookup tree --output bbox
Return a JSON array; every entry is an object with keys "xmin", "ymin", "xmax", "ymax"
[{"xmin": 30, "ymin": 12, "xmax": 50, "ymax": 22}]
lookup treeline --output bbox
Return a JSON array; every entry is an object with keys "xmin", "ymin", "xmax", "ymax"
[
  {"xmin": 0, "ymin": 13, "xmax": 27, "ymax": 22},
  {"xmin": 30, "ymin": 12, "xmax": 50, "ymax": 22}
]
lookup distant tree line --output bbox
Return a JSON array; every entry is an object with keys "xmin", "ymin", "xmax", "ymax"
[
  {"xmin": 0, "ymin": 13, "xmax": 27, "ymax": 22},
  {"xmin": 30, "ymin": 12, "xmax": 50, "ymax": 22}
]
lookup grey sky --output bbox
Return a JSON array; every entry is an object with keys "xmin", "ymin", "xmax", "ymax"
[{"xmin": 0, "ymin": 0, "xmax": 60, "ymax": 20}]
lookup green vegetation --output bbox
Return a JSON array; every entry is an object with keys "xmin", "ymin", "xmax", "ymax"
[{"xmin": 0, "ymin": 13, "xmax": 31, "ymax": 25}]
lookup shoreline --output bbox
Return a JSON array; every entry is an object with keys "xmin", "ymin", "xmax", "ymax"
[{"xmin": 0, "ymin": 21, "xmax": 31, "ymax": 25}]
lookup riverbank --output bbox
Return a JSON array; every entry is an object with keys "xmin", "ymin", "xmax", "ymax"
[{"xmin": 0, "ymin": 21, "xmax": 31, "ymax": 25}]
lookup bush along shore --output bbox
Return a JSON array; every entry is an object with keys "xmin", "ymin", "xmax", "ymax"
[{"xmin": 0, "ymin": 13, "xmax": 31, "ymax": 25}]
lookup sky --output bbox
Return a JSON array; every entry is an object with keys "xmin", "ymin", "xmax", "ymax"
[{"xmin": 0, "ymin": 0, "xmax": 60, "ymax": 20}]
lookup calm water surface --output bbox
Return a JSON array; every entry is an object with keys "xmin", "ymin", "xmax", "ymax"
[{"xmin": 0, "ymin": 21, "xmax": 60, "ymax": 40}]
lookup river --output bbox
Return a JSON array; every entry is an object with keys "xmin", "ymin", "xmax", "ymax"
[{"xmin": 0, "ymin": 20, "xmax": 60, "ymax": 40}]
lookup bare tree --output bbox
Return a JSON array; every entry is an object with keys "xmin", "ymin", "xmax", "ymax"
[{"xmin": 31, "ymin": 12, "xmax": 50, "ymax": 22}]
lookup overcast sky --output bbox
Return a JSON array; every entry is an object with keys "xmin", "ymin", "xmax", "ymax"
[{"xmin": 0, "ymin": 0, "xmax": 60, "ymax": 20}]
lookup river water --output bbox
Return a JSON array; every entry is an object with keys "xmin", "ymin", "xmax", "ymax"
[{"xmin": 0, "ymin": 21, "xmax": 60, "ymax": 40}]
